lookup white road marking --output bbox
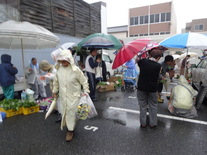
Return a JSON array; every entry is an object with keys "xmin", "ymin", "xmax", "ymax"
[
  {"xmin": 84, "ymin": 125, "xmax": 98, "ymax": 132},
  {"xmin": 108, "ymin": 106, "xmax": 207, "ymax": 125}
]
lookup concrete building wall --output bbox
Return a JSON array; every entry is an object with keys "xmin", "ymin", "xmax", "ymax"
[
  {"xmin": 150, "ymin": 2, "xmax": 171, "ymax": 13},
  {"xmin": 170, "ymin": 1, "xmax": 177, "ymax": 34},
  {"xmin": 91, "ymin": 2, "xmax": 107, "ymax": 34},
  {"xmin": 129, "ymin": 1, "xmax": 176, "ymax": 37},
  {"xmin": 150, "ymin": 23, "xmax": 171, "ymax": 32},
  {"xmin": 108, "ymin": 32, "xmax": 128, "ymax": 39},
  {"xmin": 185, "ymin": 18, "xmax": 207, "ymax": 33}
]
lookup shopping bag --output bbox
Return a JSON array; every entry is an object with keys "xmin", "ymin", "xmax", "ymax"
[
  {"xmin": 84, "ymin": 94, "xmax": 98, "ymax": 118},
  {"xmin": 76, "ymin": 94, "xmax": 98, "ymax": 120}
]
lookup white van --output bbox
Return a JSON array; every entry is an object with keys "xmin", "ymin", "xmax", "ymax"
[{"xmin": 102, "ymin": 51, "xmax": 114, "ymax": 78}]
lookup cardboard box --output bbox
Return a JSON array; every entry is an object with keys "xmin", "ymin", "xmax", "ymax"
[
  {"xmin": 97, "ymin": 82, "xmax": 115, "ymax": 92},
  {"xmin": 108, "ymin": 76, "xmax": 123, "ymax": 82},
  {"xmin": 108, "ymin": 76, "xmax": 123, "ymax": 87}
]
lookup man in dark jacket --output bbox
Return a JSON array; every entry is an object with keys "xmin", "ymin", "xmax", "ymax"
[
  {"xmin": 137, "ymin": 49, "xmax": 162, "ymax": 128},
  {"xmin": 0, "ymin": 54, "xmax": 18, "ymax": 99}
]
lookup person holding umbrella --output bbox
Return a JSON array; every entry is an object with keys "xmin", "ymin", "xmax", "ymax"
[
  {"xmin": 85, "ymin": 48, "xmax": 101, "ymax": 101},
  {"xmin": 137, "ymin": 49, "xmax": 163, "ymax": 128},
  {"xmin": 0, "ymin": 54, "xmax": 18, "ymax": 99}
]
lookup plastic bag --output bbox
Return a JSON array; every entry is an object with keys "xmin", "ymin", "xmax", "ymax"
[
  {"xmin": 0, "ymin": 112, "xmax": 2, "ymax": 122},
  {"xmin": 77, "ymin": 94, "xmax": 98, "ymax": 120},
  {"xmin": 0, "ymin": 112, "xmax": 6, "ymax": 122},
  {"xmin": 25, "ymin": 88, "xmax": 34, "ymax": 102}
]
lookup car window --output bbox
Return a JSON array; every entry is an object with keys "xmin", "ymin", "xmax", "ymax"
[
  {"xmin": 197, "ymin": 59, "xmax": 207, "ymax": 69},
  {"xmin": 103, "ymin": 54, "xmax": 111, "ymax": 62}
]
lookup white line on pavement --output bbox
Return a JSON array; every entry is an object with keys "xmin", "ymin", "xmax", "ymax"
[{"xmin": 108, "ymin": 106, "xmax": 207, "ymax": 125}]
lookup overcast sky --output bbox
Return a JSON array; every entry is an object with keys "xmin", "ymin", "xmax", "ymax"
[{"xmin": 84, "ymin": 0, "xmax": 207, "ymax": 33}]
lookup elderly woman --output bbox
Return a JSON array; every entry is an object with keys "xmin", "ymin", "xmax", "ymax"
[
  {"xmin": 168, "ymin": 75, "xmax": 198, "ymax": 118},
  {"xmin": 25, "ymin": 58, "xmax": 46, "ymax": 100},
  {"xmin": 39, "ymin": 60, "xmax": 56, "ymax": 91},
  {"xmin": 52, "ymin": 49, "xmax": 89, "ymax": 142}
]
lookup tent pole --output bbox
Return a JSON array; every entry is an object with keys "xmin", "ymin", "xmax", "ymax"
[
  {"xmin": 184, "ymin": 48, "xmax": 188, "ymax": 78},
  {"xmin": 21, "ymin": 38, "xmax": 27, "ymax": 90}
]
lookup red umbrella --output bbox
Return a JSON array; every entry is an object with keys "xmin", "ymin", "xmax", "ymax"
[
  {"xmin": 112, "ymin": 38, "xmax": 151, "ymax": 69},
  {"xmin": 138, "ymin": 42, "xmax": 168, "ymax": 58}
]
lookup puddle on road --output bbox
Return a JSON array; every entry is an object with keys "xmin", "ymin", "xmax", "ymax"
[
  {"xmin": 100, "ymin": 96, "xmax": 120, "ymax": 102},
  {"xmin": 102, "ymin": 108, "xmax": 139, "ymax": 128},
  {"xmin": 106, "ymin": 118, "xmax": 126, "ymax": 126}
]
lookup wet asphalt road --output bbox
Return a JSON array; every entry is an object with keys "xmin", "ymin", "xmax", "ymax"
[{"xmin": 1, "ymin": 82, "xmax": 207, "ymax": 155}]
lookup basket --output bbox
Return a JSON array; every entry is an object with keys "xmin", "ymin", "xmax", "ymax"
[
  {"xmin": 22, "ymin": 106, "xmax": 39, "ymax": 115},
  {"xmin": 0, "ymin": 107, "xmax": 22, "ymax": 118}
]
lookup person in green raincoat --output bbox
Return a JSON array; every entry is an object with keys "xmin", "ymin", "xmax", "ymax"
[{"xmin": 168, "ymin": 75, "xmax": 198, "ymax": 118}]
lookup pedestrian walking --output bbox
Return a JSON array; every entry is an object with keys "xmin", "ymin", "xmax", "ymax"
[
  {"xmin": 52, "ymin": 50, "xmax": 89, "ymax": 142},
  {"xmin": 0, "ymin": 54, "xmax": 18, "ymax": 99},
  {"xmin": 137, "ymin": 49, "xmax": 162, "ymax": 128},
  {"xmin": 85, "ymin": 49, "xmax": 101, "ymax": 101},
  {"xmin": 25, "ymin": 58, "xmax": 46, "ymax": 99}
]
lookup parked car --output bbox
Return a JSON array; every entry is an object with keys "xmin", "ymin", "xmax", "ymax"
[{"xmin": 192, "ymin": 57, "xmax": 207, "ymax": 90}]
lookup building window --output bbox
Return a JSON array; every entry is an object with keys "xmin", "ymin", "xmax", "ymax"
[
  {"xmin": 150, "ymin": 33, "xmax": 154, "ymax": 35},
  {"xmin": 155, "ymin": 14, "xmax": 159, "ymax": 23},
  {"xmin": 166, "ymin": 32, "xmax": 170, "ymax": 34},
  {"xmin": 135, "ymin": 17, "xmax": 139, "ymax": 25},
  {"xmin": 186, "ymin": 27, "xmax": 191, "ymax": 31},
  {"xmin": 160, "ymin": 32, "xmax": 166, "ymax": 35},
  {"xmin": 166, "ymin": 12, "xmax": 171, "ymax": 21},
  {"xmin": 150, "ymin": 14, "xmax": 154, "ymax": 23},
  {"xmin": 154, "ymin": 33, "xmax": 159, "ymax": 35},
  {"xmin": 130, "ymin": 17, "xmax": 135, "ymax": 25},
  {"xmin": 134, "ymin": 34, "xmax": 138, "ymax": 37},
  {"xmin": 144, "ymin": 15, "xmax": 148, "ymax": 24},
  {"xmin": 195, "ymin": 24, "xmax": 204, "ymax": 30},
  {"xmin": 140, "ymin": 16, "xmax": 144, "ymax": 25},
  {"xmin": 140, "ymin": 34, "xmax": 144, "ymax": 36},
  {"xmin": 130, "ymin": 35, "xmax": 134, "ymax": 37},
  {"xmin": 144, "ymin": 34, "xmax": 148, "ymax": 36},
  {"xmin": 161, "ymin": 13, "xmax": 166, "ymax": 22}
]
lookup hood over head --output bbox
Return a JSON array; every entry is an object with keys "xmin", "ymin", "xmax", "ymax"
[
  {"xmin": 1, "ymin": 54, "xmax": 11, "ymax": 64},
  {"xmin": 57, "ymin": 49, "xmax": 76, "ymax": 71},
  {"xmin": 125, "ymin": 59, "xmax": 136, "ymax": 69},
  {"xmin": 178, "ymin": 75, "xmax": 188, "ymax": 85}
]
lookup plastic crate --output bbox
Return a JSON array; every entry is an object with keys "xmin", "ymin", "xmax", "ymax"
[
  {"xmin": 0, "ymin": 107, "xmax": 22, "ymax": 118},
  {"xmin": 22, "ymin": 106, "xmax": 39, "ymax": 115}
]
